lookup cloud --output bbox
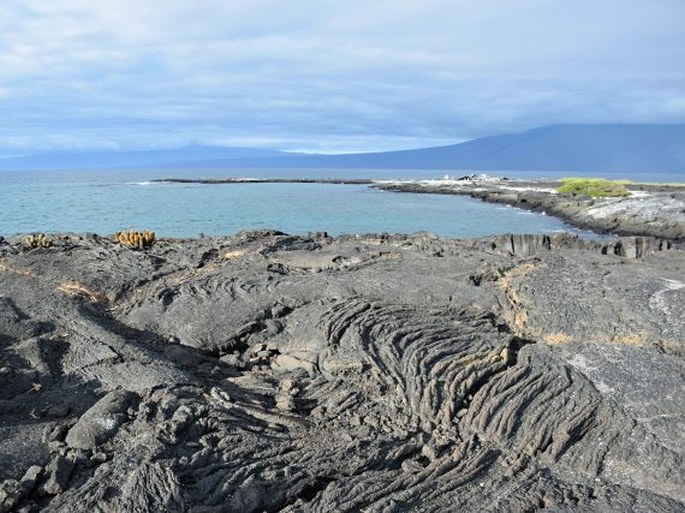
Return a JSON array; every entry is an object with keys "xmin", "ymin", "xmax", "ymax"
[{"xmin": 0, "ymin": 0, "xmax": 684, "ymax": 152}]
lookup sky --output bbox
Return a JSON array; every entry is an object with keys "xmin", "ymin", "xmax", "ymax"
[{"xmin": 0, "ymin": 1, "xmax": 684, "ymax": 154}]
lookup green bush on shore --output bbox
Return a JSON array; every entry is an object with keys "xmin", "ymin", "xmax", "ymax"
[{"xmin": 557, "ymin": 177, "xmax": 631, "ymax": 197}]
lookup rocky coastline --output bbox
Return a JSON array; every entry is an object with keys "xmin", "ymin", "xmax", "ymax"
[
  {"xmin": 1, "ymin": 230, "xmax": 684, "ymax": 512},
  {"xmin": 374, "ymin": 177, "xmax": 685, "ymax": 240},
  {"xmin": 148, "ymin": 175, "xmax": 685, "ymax": 240},
  {"xmin": 153, "ymin": 177, "xmax": 375, "ymax": 185}
]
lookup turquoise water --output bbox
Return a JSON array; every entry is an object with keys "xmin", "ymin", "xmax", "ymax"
[{"xmin": 1, "ymin": 168, "xmax": 609, "ymax": 239}]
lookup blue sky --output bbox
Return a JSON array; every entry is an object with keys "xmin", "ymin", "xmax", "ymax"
[{"xmin": 1, "ymin": 1, "xmax": 684, "ymax": 154}]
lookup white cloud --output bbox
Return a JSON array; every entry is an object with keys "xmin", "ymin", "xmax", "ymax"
[{"xmin": 0, "ymin": 0, "xmax": 683, "ymax": 152}]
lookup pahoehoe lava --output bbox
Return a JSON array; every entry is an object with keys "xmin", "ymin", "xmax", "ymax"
[{"xmin": 0, "ymin": 231, "xmax": 684, "ymax": 512}]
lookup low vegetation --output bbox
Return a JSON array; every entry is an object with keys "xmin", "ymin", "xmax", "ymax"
[
  {"xmin": 557, "ymin": 177, "xmax": 631, "ymax": 197},
  {"xmin": 25, "ymin": 233, "xmax": 52, "ymax": 248},
  {"xmin": 115, "ymin": 230, "xmax": 156, "ymax": 250}
]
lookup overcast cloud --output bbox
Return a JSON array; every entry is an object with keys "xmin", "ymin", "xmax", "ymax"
[{"xmin": 1, "ymin": 0, "xmax": 684, "ymax": 153}]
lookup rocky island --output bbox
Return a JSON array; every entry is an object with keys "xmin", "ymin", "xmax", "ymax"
[{"xmin": 1, "ymin": 229, "xmax": 684, "ymax": 512}]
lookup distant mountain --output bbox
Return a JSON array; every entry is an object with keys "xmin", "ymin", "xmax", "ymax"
[
  {"xmin": 0, "ymin": 145, "xmax": 290, "ymax": 170},
  {"xmin": 1, "ymin": 124, "xmax": 683, "ymax": 173},
  {"xmin": 259, "ymin": 124, "xmax": 685, "ymax": 173}
]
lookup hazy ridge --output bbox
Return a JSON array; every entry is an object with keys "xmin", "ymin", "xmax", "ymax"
[{"xmin": 1, "ymin": 124, "xmax": 684, "ymax": 174}]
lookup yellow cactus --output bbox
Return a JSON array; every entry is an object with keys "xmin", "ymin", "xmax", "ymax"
[
  {"xmin": 25, "ymin": 233, "xmax": 52, "ymax": 249},
  {"xmin": 142, "ymin": 230, "xmax": 155, "ymax": 248},
  {"xmin": 115, "ymin": 230, "xmax": 155, "ymax": 250}
]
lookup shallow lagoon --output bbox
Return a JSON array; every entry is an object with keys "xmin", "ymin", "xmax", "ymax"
[{"xmin": 1, "ymin": 167, "xmax": 612, "ymax": 238}]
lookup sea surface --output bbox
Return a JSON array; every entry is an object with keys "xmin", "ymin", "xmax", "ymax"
[{"xmin": 2, "ymin": 166, "xmax": 671, "ymax": 240}]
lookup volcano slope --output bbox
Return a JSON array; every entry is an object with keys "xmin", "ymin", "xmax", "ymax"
[{"xmin": 0, "ymin": 231, "xmax": 683, "ymax": 512}]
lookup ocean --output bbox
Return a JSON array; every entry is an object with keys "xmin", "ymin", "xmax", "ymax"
[{"xmin": 0, "ymin": 167, "xmax": 646, "ymax": 239}]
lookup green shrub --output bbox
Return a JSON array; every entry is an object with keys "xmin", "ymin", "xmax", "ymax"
[{"xmin": 557, "ymin": 178, "xmax": 631, "ymax": 198}]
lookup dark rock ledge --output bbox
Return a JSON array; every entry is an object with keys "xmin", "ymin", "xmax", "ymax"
[{"xmin": 0, "ymin": 231, "xmax": 684, "ymax": 512}]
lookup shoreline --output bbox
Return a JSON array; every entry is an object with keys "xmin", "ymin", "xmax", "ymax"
[
  {"xmin": 153, "ymin": 175, "xmax": 685, "ymax": 240},
  {"xmin": 372, "ymin": 177, "xmax": 685, "ymax": 240},
  {"xmin": 2, "ymin": 229, "xmax": 680, "ymax": 261},
  {"xmin": 153, "ymin": 177, "xmax": 375, "ymax": 185}
]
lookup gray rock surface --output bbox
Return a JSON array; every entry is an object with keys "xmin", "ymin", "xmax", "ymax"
[
  {"xmin": 0, "ymin": 231, "xmax": 683, "ymax": 511},
  {"xmin": 65, "ymin": 390, "xmax": 138, "ymax": 450}
]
